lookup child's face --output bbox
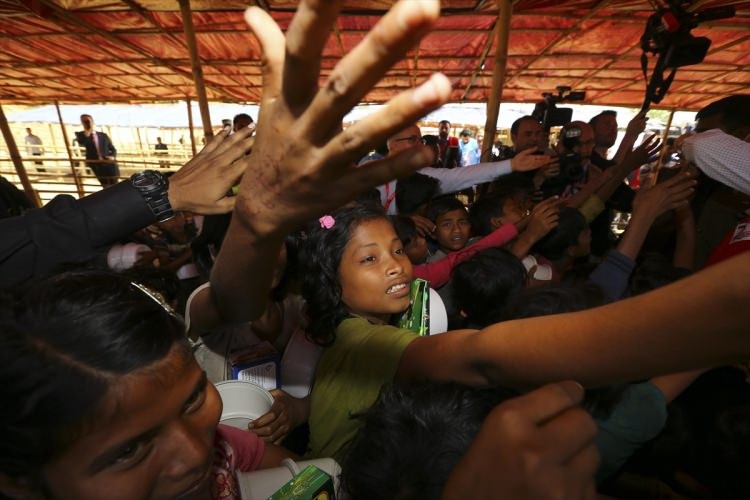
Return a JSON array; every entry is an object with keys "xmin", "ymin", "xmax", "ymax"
[
  {"xmin": 405, "ymin": 234, "xmax": 429, "ymax": 265},
  {"xmin": 339, "ymin": 218, "xmax": 413, "ymax": 324},
  {"xmin": 434, "ymin": 209, "xmax": 471, "ymax": 253},
  {"xmin": 40, "ymin": 346, "xmax": 221, "ymax": 500}
]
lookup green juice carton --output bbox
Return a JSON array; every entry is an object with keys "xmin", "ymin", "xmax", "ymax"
[
  {"xmin": 268, "ymin": 464, "xmax": 335, "ymax": 500},
  {"xmin": 398, "ymin": 278, "xmax": 430, "ymax": 336}
]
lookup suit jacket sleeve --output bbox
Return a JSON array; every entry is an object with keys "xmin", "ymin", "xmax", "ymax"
[{"xmin": 0, "ymin": 180, "xmax": 156, "ymax": 288}]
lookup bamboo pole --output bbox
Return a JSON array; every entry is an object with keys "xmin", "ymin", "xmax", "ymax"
[
  {"xmin": 0, "ymin": 104, "xmax": 39, "ymax": 206},
  {"xmin": 481, "ymin": 0, "xmax": 513, "ymax": 163},
  {"xmin": 55, "ymin": 101, "xmax": 85, "ymax": 197},
  {"xmin": 650, "ymin": 109, "xmax": 675, "ymax": 184},
  {"xmin": 178, "ymin": 0, "xmax": 213, "ymax": 141},
  {"xmin": 186, "ymin": 98, "xmax": 197, "ymax": 157}
]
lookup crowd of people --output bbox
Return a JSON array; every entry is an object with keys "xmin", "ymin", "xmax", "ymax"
[{"xmin": 1, "ymin": 0, "xmax": 749, "ymax": 498}]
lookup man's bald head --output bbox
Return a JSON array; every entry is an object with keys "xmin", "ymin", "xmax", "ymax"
[{"xmin": 387, "ymin": 124, "xmax": 423, "ymax": 155}]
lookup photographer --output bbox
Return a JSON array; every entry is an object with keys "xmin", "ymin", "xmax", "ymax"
[
  {"xmin": 541, "ymin": 121, "xmax": 595, "ymax": 200},
  {"xmin": 74, "ymin": 114, "xmax": 119, "ymax": 187},
  {"xmin": 480, "ymin": 116, "xmax": 559, "ymax": 199}
]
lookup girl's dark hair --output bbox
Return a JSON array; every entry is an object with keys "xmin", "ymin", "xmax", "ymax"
[
  {"xmin": 389, "ymin": 215, "xmax": 418, "ymax": 248},
  {"xmin": 532, "ymin": 207, "xmax": 588, "ymax": 261},
  {"xmin": 301, "ymin": 204, "xmax": 387, "ymax": 345},
  {"xmin": 0, "ymin": 270, "xmax": 186, "ymax": 478}
]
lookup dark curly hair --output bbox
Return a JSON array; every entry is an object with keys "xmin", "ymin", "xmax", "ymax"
[
  {"xmin": 301, "ymin": 204, "xmax": 387, "ymax": 345},
  {"xmin": 0, "ymin": 270, "xmax": 187, "ymax": 481},
  {"xmin": 340, "ymin": 382, "xmax": 518, "ymax": 500}
]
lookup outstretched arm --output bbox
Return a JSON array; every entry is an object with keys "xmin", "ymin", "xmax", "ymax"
[
  {"xmin": 615, "ymin": 170, "xmax": 696, "ymax": 261},
  {"xmin": 399, "ymin": 250, "xmax": 750, "ymax": 389},
  {"xmin": 588, "ymin": 170, "xmax": 696, "ymax": 299},
  {"xmin": 611, "ymin": 112, "xmax": 647, "ymax": 166},
  {"xmin": 420, "ymin": 148, "xmax": 553, "ymax": 195},
  {"xmin": 566, "ymin": 135, "xmax": 661, "ymax": 213},
  {"xmin": 0, "ymin": 129, "xmax": 251, "ymax": 288},
  {"xmin": 211, "ymin": 0, "xmax": 452, "ymax": 322},
  {"xmin": 413, "ymin": 222, "xmax": 519, "ymax": 288}
]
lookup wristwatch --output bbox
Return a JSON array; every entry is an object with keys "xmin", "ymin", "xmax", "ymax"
[{"xmin": 130, "ymin": 170, "xmax": 174, "ymax": 223}]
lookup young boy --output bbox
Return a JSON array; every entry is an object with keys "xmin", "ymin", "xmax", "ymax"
[{"xmin": 426, "ymin": 195, "xmax": 471, "ymax": 263}]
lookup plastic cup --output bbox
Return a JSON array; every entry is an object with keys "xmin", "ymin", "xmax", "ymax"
[{"xmin": 215, "ymin": 380, "xmax": 274, "ymax": 429}]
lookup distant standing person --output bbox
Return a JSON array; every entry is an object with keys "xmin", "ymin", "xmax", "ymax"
[
  {"xmin": 459, "ymin": 128, "xmax": 481, "ymax": 166},
  {"xmin": 24, "ymin": 128, "xmax": 44, "ymax": 172},
  {"xmin": 155, "ymin": 137, "xmax": 169, "ymax": 168},
  {"xmin": 74, "ymin": 114, "xmax": 119, "ymax": 187},
  {"xmin": 437, "ymin": 119, "xmax": 460, "ymax": 168}
]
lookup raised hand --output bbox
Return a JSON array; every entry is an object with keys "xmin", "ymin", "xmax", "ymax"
[
  {"xmin": 625, "ymin": 112, "xmax": 648, "ymax": 137},
  {"xmin": 632, "ymin": 170, "xmax": 697, "ymax": 218},
  {"xmin": 525, "ymin": 196, "xmax": 561, "ymax": 241},
  {"xmin": 622, "ymin": 133, "xmax": 661, "ymax": 171},
  {"xmin": 410, "ymin": 214, "xmax": 436, "ymax": 237},
  {"xmin": 511, "ymin": 147, "xmax": 556, "ymax": 173},
  {"xmin": 442, "ymin": 381, "xmax": 599, "ymax": 500},
  {"xmin": 249, "ymin": 390, "xmax": 309, "ymax": 444},
  {"xmin": 167, "ymin": 127, "xmax": 254, "ymax": 214},
  {"xmin": 235, "ymin": 0, "xmax": 452, "ymax": 237},
  {"xmin": 212, "ymin": 0, "xmax": 452, "ymax": 321}
]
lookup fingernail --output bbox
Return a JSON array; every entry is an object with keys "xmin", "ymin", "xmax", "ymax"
[
  {"xmin": 413, "ymin": 74, "xmax": 451, "ymax": 106},
  {"xmin": 562, "ymin": 380, "xmax": 585, "ymax": 401}
]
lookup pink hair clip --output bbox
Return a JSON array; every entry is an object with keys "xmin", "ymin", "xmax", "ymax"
[{"xmin": 319, "ymin": 215, "xmax": 335, "ymax": 229}]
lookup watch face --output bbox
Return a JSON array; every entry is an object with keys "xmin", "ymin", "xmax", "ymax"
[{"xmin": 132, "ymin": 171, "xmax": 161, "ymax": 189}]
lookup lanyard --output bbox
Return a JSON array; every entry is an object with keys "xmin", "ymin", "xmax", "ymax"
[{"xmin": 383, "ymin": 181, "xmax": 397, "ymax": 211}]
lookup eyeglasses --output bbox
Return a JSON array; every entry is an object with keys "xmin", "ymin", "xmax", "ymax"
[{"xmin": 392, "ymin": 135, "xmax": 425, "ymax": 145}]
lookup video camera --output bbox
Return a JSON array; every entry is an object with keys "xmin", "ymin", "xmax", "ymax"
[
  {"xmin": 540, "ymin": 125, "xmax": 587, "ymax": 197},
  {"xmin": 639, "ymin": 0, "xmax": 735, "ymax": 111},
  {"xmin": 532, "ymin": 86, "xmax": 586, "ymax": 133}
]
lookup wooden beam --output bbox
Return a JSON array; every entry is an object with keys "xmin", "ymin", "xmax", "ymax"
[
  {"xmin": 186, "ymin": 98, "xmax": 197, "ymax": 157},
  {"xmin": 33, "ymin": 0, "xmax": 235, "ymax": 102},
  {"xmin": 0, "ymin": 104, "xmax": 39, "ymax": 206},
  {"xmin": 505, "ymin": 0, "xmax": 612, "ymax": 86},
  {"xmin": 461, "ymin": 20, "xmax": 498, "ymax": 101},
  {"xmin": 650, "ymin": 108, "xmax": 675, "ymax": 184},
  {"xmin": 179, "ymin": 0, "xmax": 213, "ymax": 140},
  {"xmin": 482, "ymin": 0, "xmax": 512, "ymax": 163}
]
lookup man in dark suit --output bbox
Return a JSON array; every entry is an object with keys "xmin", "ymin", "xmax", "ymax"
[{"xmin": 75, "ymin": 114, "xmax": 119, "ymax": 187}]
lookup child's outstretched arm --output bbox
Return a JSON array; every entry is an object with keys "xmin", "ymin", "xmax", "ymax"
[
  {"xmin": 588, "ymin": 170, "xmax": 696, "ymax": 300},
  {"xmin": 398, "ymin": 251, "xmax": 750, "ymax": 389},
  {"xmin": 210, "ymin": 0, "xmax": 452, "ymax": 322},
  {"xmin": 413, "ymin": 222, "xmax": 519, "ymax": 288}
]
